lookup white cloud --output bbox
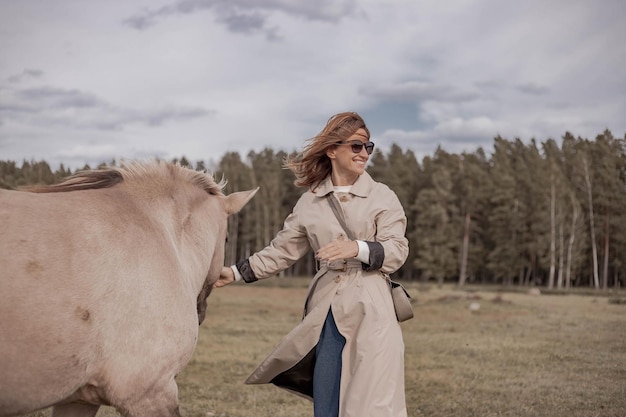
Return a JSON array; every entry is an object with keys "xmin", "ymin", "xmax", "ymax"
[
  {"xmin": 0, "ymin": 0, "xmax": 624, "ymax": 170},
  {"xmin": 434, "ymin": 117, "xmax": 500, "ymax": 140}
]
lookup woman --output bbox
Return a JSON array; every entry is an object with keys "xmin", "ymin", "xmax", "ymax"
[{"xmin": 214, "ymin": 112, "xmax": 409, "ymax": 417}]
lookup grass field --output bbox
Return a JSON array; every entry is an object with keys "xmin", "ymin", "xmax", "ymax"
[{"xmin": 24, "ymin": 279, "xmax": 626, "ymax": 417}]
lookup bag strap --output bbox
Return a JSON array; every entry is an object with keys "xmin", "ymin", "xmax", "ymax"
[
  {"xmin": 302, "ymin": 194, "xmax": 355, "ymax": 319},
  {"xmin": 327, "ymin": 194, "xmax": 395, "ymax": 287},
  {"xmin": 326, "ymin": 193, "xmax": 357, "ymax": 241},
  {"xmin": 327, "ymin": 193, "xmax": 411, "ymax": 322}
]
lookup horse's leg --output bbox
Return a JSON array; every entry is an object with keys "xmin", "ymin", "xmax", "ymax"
[
  {"xmin": 51, "ymin": 403, "xmax": 100, "ymax": 417},
  {"xmin": 118, "ymin": 378, "xmax": 181, "ymax": 417}
]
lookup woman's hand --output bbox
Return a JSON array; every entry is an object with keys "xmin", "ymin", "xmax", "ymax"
[
  {"xmin": 316, "ymin": 239, "xmax": 359, "ymax": 262},
  {"xmin": 213, "ymin": 266, "xmax": 235, "ymax": 288}
]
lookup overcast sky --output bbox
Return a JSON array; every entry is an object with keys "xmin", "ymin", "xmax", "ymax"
[{"xmin": 1, "ymin": 0, "xmax": 625, "ymax": 170}]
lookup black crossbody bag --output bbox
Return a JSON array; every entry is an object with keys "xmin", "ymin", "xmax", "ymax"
[{"xmin": 326, "ymin": 194, "xmax": 414, "ymax": 322}]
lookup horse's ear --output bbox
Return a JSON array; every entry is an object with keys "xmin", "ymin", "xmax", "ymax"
[{"xmin": 223, "ymin": 188, "xmax": 259, "ymax": 215}]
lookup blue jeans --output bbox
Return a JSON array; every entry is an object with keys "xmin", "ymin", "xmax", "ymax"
[{"xmin": 313, "ymin": 309, "xmax": 346, "ymax": 417}]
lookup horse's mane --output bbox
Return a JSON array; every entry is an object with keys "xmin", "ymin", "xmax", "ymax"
[{"xmin": 24, "ymin": 160, "xmax": 225, "ymax": 196}]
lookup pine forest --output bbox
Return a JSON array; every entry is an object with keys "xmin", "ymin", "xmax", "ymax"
[{"xmin": 2, "ymin": 129, "xmax": 625, "ymax": 290}]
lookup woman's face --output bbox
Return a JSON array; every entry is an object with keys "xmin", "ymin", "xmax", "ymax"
[{"xmin": 327, "ymin": 128, "xmax": 372, "ymax": 185}]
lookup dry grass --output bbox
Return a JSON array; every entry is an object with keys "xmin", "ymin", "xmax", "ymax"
[{"xmin": 23, "ymin": 280, "xmax": 626, "ymax": 417}]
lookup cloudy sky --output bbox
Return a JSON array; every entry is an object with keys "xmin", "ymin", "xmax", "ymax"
[{"xmin": 1, "ymin": 0, "xmax": 625, "ymax": 170}]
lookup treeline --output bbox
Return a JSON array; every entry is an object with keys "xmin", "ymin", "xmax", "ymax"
[{"xmin": 3, "ymin": 129, "xmax": 625, "ymax": 289}]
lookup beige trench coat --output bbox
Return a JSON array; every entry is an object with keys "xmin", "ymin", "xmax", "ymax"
[{"xmin": 243, "ymin": 171, "xmax": 409, "ymax": 417}]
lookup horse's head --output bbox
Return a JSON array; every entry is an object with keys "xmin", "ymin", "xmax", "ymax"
[{"xmin": 195, "ymin": 187, "xmax": 257, "ymax": 324}]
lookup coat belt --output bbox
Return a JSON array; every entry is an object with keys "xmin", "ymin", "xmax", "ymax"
[{"xmin": 317, "ymin": 259, "xmax": 362, "ymax": 272}]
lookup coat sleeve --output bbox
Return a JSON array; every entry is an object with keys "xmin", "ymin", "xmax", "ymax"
[
  {"xmin": 242, "ymin": 196, "xmax": 311, "ymax": 281},
  {"xmin": 364, "ymin": 186, "xmax": 409, "ymax": 275}
]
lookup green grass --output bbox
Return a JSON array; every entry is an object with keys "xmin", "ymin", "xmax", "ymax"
[{"xmin": 22, "ymin": 280, "xmax": 626, "ymax": 417}]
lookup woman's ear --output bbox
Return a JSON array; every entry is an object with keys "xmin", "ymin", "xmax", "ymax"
[{"xmin": 326, "ymin": 146, "xmax": 337, "ymax": 160}]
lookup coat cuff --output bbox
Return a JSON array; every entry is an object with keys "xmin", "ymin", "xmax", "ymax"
[
  {"xmin": 236, "ymin": 259, "xmax": 258, "ymax": 283},
  {"xmin": 362, "ymin": 241, "xmax": 384, "ymax": 271}
]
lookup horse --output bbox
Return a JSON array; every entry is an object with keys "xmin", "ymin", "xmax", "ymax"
[{"xmin": 0, "ymin": 160, "xmax": 257, "ymax": 417}]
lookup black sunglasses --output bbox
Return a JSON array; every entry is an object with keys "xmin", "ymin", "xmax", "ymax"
[{"xmin": 336, "ymin": 140, "xmax": 375, "ymax": 155}]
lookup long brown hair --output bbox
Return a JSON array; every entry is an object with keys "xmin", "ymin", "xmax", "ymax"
[{"xmin": 284, "ymin": 112, "xmax": 370, "ymax": 189}]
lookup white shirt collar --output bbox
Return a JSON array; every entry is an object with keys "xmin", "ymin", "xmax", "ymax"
[{"xmin": 333, "ymin": 185, "xmax": 352, "ymax": 193}]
